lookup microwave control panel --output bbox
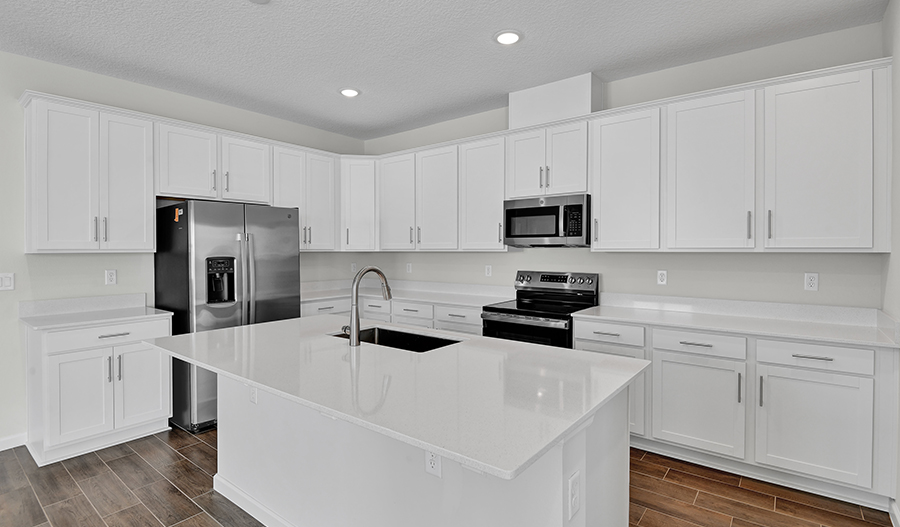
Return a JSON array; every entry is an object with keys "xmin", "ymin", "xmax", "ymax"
[{"xmin": 563, "ymin": 205, "xmax": 582, "ymax": 236}]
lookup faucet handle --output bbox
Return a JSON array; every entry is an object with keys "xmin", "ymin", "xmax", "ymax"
[{"xmin": 342, "ymin": 325, "xmax": 351, "ymax": 335}]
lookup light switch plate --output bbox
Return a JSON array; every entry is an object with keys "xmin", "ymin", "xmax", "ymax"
[{"xmin": 0, "ymin": 273, "xmax": 14, "ymax": 291}]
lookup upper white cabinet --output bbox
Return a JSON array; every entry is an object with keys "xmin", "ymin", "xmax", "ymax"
[
  {"xmin": 764, "ymin": 70, "xmax": 875, "ymax": 249},
  {"xmin": 304, "ymin": 153, "xmax": 339, "ymax": 251},
  {"xmin": 506, "ymin": 121, "xmax": 587, "ymax": 198},
  {"xmin": 220, "ymin": 135, "xmax": 271, "ymax": 204},
  {"xmin": 590, "ymin": 108, "xmax": 660, "ymax": 250},
  {"xmin": 666, "ymin": 90, "xmax": 755, "ymax": 249},
  {"xmin": 341, "ymin": 158, "xmax": 376, "ymax": 251},
  {"xmin": 459, "ymin": 137, "xmax": 506, "ymax": 251},
  {"xmin": 24, "ymin": 97, "xmax": 154, "ymax": 253},
  {"xmin": 416, "ymin": 146, "xmax": 458, "ymax": 250},
  {"xmin": 378, "ymin": 154, "xmax": 417, "ymax": 250}
]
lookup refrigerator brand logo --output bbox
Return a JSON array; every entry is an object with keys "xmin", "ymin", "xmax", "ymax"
[{"xmin": 175, "ymin": 208, "xmax": 183, "ymax": 222}]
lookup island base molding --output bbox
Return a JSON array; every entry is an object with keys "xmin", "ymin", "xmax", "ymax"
[
  {"xmin": 27, "ymin": 420, "xmax": 169, "ymax": 467},
  {"xmin": 630, "ymin": 436, "xmax": 893, "ymax": 512},
  {"xmin": 215, "ymin": 376, "xmax": 632, "ymax": 527}
]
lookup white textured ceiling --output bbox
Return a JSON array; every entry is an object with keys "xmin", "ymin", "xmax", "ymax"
[{"xmin": 0, "ymin": 0, "xmax": 888, "ymax": 139}]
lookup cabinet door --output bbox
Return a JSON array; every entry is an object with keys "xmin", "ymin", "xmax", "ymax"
[
  {"xmin": 506, "ymin": 129, "xmax": 546, "ymax": 198},
  {"xmin": 378, "ymin": 154, "xmax": 416, "ymax": 250},
  {"xmin": 590, "ymin": 109, "xmax": 660, "ymax": 250},
  {"xmin": 157, "ymin": 123, "xmax": 218, "ymax": 199},
  {"xmin": 459, "ymin": 137, "xmax": 506, "ymax": 251},
  {"xmin": 31, "ymin": 100, "xmax": 100, "ymax": 252},
  {"xmin": 545, "ymin": 121, "xmax": 588, "ymax": 195},
  {"xmin": 46, "ymin": 348, "xmax": 114, "ymax": 447},
  {"xmin": 99, "ymin": 113, "xmax": 154, "ymax": 252},
  {"xmin": 221, "ymin": 135, "xmax": 272, "ymax": 204},
  {"xmin": 273, "ymin": 147, "xmax": 305, "ymax": 208},
  {"xmin": 304, "ymin": 153, "xmax": 337, "ymax": 251},
  {"xmin": 341, "ymin": 158, "xmax": 376, "ymax": 251},
  {"xmin": 416, "ymin": 146, "xmax": 458, "ymax": 250},
  {"xmin": 756, "ymin": 364, "xmax": 873, "ymax": 487},
  {"xmin": 666, "ymin": 91, "xmax": 755, "ymax": 249},
  {"xmin": 114, "ymin": 343, "xmax": 170, "ymax": 430},
  {"xmin": 574, "ymin": 340, "xmax": 646, "ymax": 435},
  {"xmin": 652, "ymin": 350, "xmax": 746, "ymax": 458},
  {"xmin": 764, "ymin": 70, "xmax": 874, "ymax": 248}
]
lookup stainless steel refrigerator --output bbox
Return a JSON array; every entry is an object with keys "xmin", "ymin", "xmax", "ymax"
[{"xmin": 155, "ymin": 200, "xmax": 301, "ymax": 432}]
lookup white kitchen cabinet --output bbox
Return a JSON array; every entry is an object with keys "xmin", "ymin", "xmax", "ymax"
[
  {"xmin": 574, "ymin": 339, "xmax": 646, "ymax": 436},
  {"xmin": 300, "ymin": 298, "xmax": 351, "ymax": 317},
  {"xmin": 340, "ymin": 158, "xmax": 376, "ymax": 251},
  {"xmin": 23, "ymin": 98, "xmax": 154, "ymax": 253},
  {"xmin": 46, "ymin": 347, "xmax": 115, "ymax": 448},
  {"xmin": 666, "ymin": 90, "xmax": 755, "ymax": 249},
  {"xmin": 114, "ymin": 342, "xmax": 171, "ymax": 430},
  {"xmin": 304, "ymin": 153, "xmax": 338, "ymax": 251},
  {"xmin": 506, "ymin": 121, "xmax": 587, "ymax": 198},
  {"xmin": 764, "ymin": 70, "xmax": 874, "ymax": 249},
  {"xmin": 459, "ymin": 137, "xmax": 506, "ymax": 251},
  {"xmin": 156, "ymin": 122, "xmax": 218, "ymax": 199},
  {"xmin": 590, "ymin": 108, "xmax": 660, "ymax": 250},
  {"xmin": 273, "ymin": 146, "xmax": 305, "ymax": 209},
  {"xmin": 220, "ymin": 135, "xmax": 271, "ymax": 204},
  {"xmin": 378, "ymin": 154, "xmax": 417, "ymax": 250},
  {"xmin": 416, "ymin": 145, "xmax": 458, "ymax": 250}
]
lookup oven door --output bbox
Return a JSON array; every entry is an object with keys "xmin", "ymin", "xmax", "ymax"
[{"xmin": 482, "ymin": 318, "xmax": 572, "ymax": 349}]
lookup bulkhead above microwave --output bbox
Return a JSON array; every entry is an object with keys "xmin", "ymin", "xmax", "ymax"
[{"xmin": 503, "ymin": 194, "xmax": 591, "ymax": 248}]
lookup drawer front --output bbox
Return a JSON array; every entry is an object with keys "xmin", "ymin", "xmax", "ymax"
[
  {"xmin": 361, "ymin": 299, "xmax": 392, "ymax": 314},
  {"xmin": 361, "ymin": 312, "xmax": 391, "ymax": 323},
  {"xmin": 434, "ymin": 305, "xmax": 482, "ymax": 325},
  {"xmin": 653, "ymin": 329, "xmax": 746, "ymax": 360},
  {"xmin": 392, "ymin": 301, "xmax": 433, "ymax": 320},
  {"xmin": 45, "ymin": 318, "xmax": 171, "ymax": 354},
  {"xmin": 301, "ymin": 298, "xmax": 351, "ymax": 317},
  {"xmin": 574, "ymin": 320, "xmax": 644, "ymax": 347},
  {"xmin": 434, "ymin": 319, "xmax": 482, "ymax": 335},
  {"xmin": 757, "ymin": 339, "xmax": 874, "ymax": 376},
  {"xmin": 391, "ymin": 315, "xmax": 434, "ymax": 329}
]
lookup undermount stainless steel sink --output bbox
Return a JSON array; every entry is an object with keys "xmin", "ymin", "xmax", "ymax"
[{"xmin": 332, "ymin": 327, "xmax": 459, "ymax": 353}]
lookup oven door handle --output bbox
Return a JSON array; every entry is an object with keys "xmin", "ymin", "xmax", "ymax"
[{"xmin": 480, "ymin": 312, "xmax": 569, "ymax": 329}]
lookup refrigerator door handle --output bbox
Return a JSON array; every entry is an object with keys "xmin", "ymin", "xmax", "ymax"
[
  {"xmin": 248, "ymin": 232, "xmax": 257, "ymax": 324},
  {"xmin": 238, "ymin": 233, "xmax": 249, "ymax": 325}
]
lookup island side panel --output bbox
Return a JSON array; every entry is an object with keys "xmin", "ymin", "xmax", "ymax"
[
  {"xmin": 215, "ymin": 375, "xmax": 629, "ymax": 527},
  {"xmin": 585, "ymin": 389, "xmax": 630, "ymax": 526}
]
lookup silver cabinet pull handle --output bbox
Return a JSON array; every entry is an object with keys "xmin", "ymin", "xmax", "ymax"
[
  {"xmin": 212, "ymin": 169, "xmax": 217, "ymax": 191},
  {"xmin": 403, "ymin": 308, "xmax": 418, "ymax": 312},
  {"xmin": 346, "ymin": 228, "xmax": 350, "ymax": 245},
  {"xmin": 117, "ymin": 355, "xmax": 122, "ymax": 381},
  {"xmin": 593, "ymin": 331, "xmax": 620, "ymax": 337},
  {"xmin": 737, "ymin": 372, "xmax": 742, "ymax": 403},
  {"xmin": 546, "ymin": 166, "xmax": 550, "ymax": 187},
  {"xmin": 317, "ymin": 306, "xmax": 333, "ymax": 311},
  {"xmin": 94, "ymin": 217, "xmax": 98, "ymax": 242},
  {"xmin": 302, "ymin": 226, "xmax": 307, "ymax": 245},
  {"xmin": 448, "ymin": 313, "xmax": 465, "ymax": 318},
  {"xmin": 746, "ymin": 211, "xmax": 751, "ymax": 240},
  {"xmin": 417, "ymin": 227, "xmax": 421, "ymax": 244},
  {"xmin": 98, "ymin": 332, "xmax": 130, "ymax": 339},
  {"xmin": 594, "ymin": 218, "xmax": 598, "ymax": 242},
  {"xmin": 368, "ymin": 304, "xmax": 381, "ymax": 309},
  {"xmin": 103, "ymin": 217, "xmax": 108, "ymax": 242},
  {"xmin": 498, "ymin": 223, "xmax": 502, "ymax": 243},
  {"xmin": 309, "ymin": 227, "xmax": 312, "ymax": 244},
  {"xmin": 767, "ymin": 210, "xmax": 772, "ymax": 239},
  {"xmin": 791, "ymin": 354, "xmax": 834, "ymax": 362},
  {"xmin": 539, "ymin": 166, "xmax": 544, "ymax": 187},
  {"xmin": 225, "ymin": 171, "xmax": 230, "ymax": 191},
  {"xmin": 409, "ymin": 226, "xmax": 414, "ymax": 244},
  {"xmin": 107, "ymin": 356, "xmax": 112, "ymax": 383},
  {"xmin": 759, "ymin": 376, "xmax": 764, "ymax": 407},
  {"xmin": 679, "ymin": 341, "xmax": 713, "ymax": 348}
]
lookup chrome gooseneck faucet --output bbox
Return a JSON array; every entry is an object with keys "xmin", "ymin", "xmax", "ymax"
[{"xmin": 349, "ymin": 266, "xmax": 392, "ymax": 346}]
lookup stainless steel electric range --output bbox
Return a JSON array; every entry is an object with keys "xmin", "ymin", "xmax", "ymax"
[{"xmin": 481, "ymin": 270, "xmax": 599, "ymax": 348}]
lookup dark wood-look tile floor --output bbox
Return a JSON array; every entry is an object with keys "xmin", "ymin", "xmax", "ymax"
[
  {"xmin": 0, "ymin": 428, "xmax": 263, "ymax": 527},
  {"xmin": 629, "ymin": 448, "xmax": 894, "ymax": 527}
]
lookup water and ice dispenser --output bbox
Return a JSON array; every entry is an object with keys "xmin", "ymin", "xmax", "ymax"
[{"xmin": 206, "ymin": 257, "xmax": 235, "ymax": 304}]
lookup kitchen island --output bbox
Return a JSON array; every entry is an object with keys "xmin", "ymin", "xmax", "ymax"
[{"xmin": 148, "ymin": 314, "xmax": 649, "ymax": 527}]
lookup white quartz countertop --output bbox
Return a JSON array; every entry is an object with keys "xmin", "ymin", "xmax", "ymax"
[
  {"xmin": 20, "ymin": 307, "xmax": 173, "ymax": 331},
  {"xmin": 572, "ymin": 305, "xmax": 898, "ymax": 348},
  {"xmin": 148, "ymin": 314, "xmax": 648, "ymax": 479},
  {"xmin": 302, "ymin": 287, "xmax": 509, "ymax": 308}
]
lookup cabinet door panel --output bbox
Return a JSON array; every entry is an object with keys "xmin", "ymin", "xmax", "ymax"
[
  {"xmin": 47, "ymin": 348, "xmax": 114, "ymax": 447},
  {"xmin": 156, "ymin": 123, "xmax": 217, "ymax": 199},
  {"xmin": 652, "ymin": 350, "xmax": 746, "ymax": 458},
  {"xmin": 115, "ymin": 343, "xmax": 170, "ymax": 429},
  {"xmin": 545, "ymin": 121, "xmax": 588, "ymax": 195},
  {"xmin": 416, "ymin": 146, "xmax": 458, "ymax": 250},
  {"xmin": 591, "ymin": 109, "xmax": 660, "ymax": 249},
  {"xmin": 221, "ymin": 136, "xmax": 271, "ymax": 204},
  {"xmin": 100, "ymin": 113, "xmax": 154, "ymax": 251},
  {"xmin": 756, "ymin": 364, "xmax": 873, "ymax": 487},
  {"xmin": 506, "ymin": 130, "xmax": 546, "ymax": 198},
  {"xmin": 304, "ymin": 153, "xmax": 337, "ymax": 251},
  {"xmin": 764, "ymin": 70, "xmax": 873, "ymax": 248},
  {"xmin": 341, "ymin": 159, "xmax": 376, "ymax": 251},
  {"xmin": 459, "ymin": 138, "xmax": 505, "ymax": 251},
  {"xmin": 273, "ymin": 147, "xmax": 305, "ymax": 209},
  {"xmin": 378, "ymin": 154, "xmax": 417, "ymax": 250},
  {"xmin": 32, "ymin": 100, "xmax": 100, "ymax": 251},
  {"xmin": 667, "ymin": 91, "xmax": 755, "ymax": 249},
  {"xmin": 574, "ymin": 340, "xmax": 646, "ymax": 435}
]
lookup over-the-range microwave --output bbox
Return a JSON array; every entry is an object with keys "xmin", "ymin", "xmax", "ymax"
[{"xmin": 503, "ymin": 193, "xmax": 591, "ymax": 248}]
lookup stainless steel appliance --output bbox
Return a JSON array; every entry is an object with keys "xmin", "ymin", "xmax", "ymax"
[
  {"xmin": 481, "ymin": 270, "xmax": 599, "ymax": 348},
  {"xmin": 503, "ymin": 194, "xmax": 591, "ymax": 248},
  {"xmin": 155, "ymin": 200, "xmax": 301, "ymax": 432}
]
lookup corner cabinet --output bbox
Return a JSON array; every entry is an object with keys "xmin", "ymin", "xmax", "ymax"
[
  {"xmin": 506, "ymin": 121, "xmax": 587, "ymax": 199},
  {"xmin": 378, "ymin": 154, "xmax": 417, "ymax": 251},
  {"xmin": 23, "ymin": 97, "xmax": 154, "ymax": 253}
]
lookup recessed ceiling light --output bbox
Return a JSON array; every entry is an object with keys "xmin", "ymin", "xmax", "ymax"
[
  {"xmin": 495, "ymin": 31, "xmax": 521, "ymax": 45},
  {"xmin": 340, "ymin": 88, "xmax": 360, "ymax": 98}
]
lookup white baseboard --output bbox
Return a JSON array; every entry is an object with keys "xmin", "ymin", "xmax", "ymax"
[
  {"xmin": 0, "ymin": 433, "xmax": 26, "ymax": 452},
  {"xmin": 889, "ymin": 498, "xmax": 899, "ymax": 527},
  {"xmin": 213, "ymin": 475, "xmax": 294, "ymax": 527}
]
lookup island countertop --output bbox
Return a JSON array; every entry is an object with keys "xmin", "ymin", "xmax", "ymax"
[{"xmin": 147, "ymin": 314, "xmax": 648, "ymax": 479}]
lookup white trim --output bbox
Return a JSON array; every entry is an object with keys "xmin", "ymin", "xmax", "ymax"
[
  {"xmin": 0, "ymin": 433, "xmax": 26, "ymax": 452},
  {"xmin": 214, "ymin": 475, "xmax": 293, "ymax": 527},
  {"xmin": 888, "ymin": 499, "xmax": 899, "ymax": 526}
]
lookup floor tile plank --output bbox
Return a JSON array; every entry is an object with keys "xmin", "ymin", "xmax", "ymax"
[
  {"xmin": 77, "ymin": 471, "xmax": 139, "ymax": 517},
  {"xmin": 194, "ymin": 491, "xmax": 265, "ymax": 527},
  {"xmin": 21, "ymin": 462, "xmax": 82, "ymax": 507},
  {"xmin": 129, "ymin": 437, "xmax": 185, "ymax": 470},
  {"xmin": 694, "ymin": 492, "xmax": 818, "ymax": 527},
  {"xmin": 861, "ymin": 506, "xmax": 893, "ymax": 526},
  {"xmin": 42, "ymin": 494, "xmax": 105, "ymax": 527},
  {"xmin": 61, "ymin": 452, "xmax": 108, "ymax": 482},
  {"xmin": 630, "ymin": 448, "xmax": 646, "ymax": 460},
  {"xmin": 133, "ymin": 479, "xmax": 201, "ymax": 527},
  {"xmin": 630, "ymin": 458, "xmax": 668, "ymax": 479},
  {"xmin": 172, "ymin": 512, "xmax": 222, "ymax": 527},
  {"xmin": 94, "ymin": 443, "xmax": 136, "ymax": 463},
  {"xmin": 157, "ymin": 460, "xmax": 213, "ymax": 499},
  {"xmin": 740, "ymin": 476, "xmax": 865, "ymax": 519},
  {"xmin": 665, "ymin": 469, "xmax": 774, "ymax": 510},
  {"xmin": 178, "ymin": 443, "xmax": 217, "ymax": 477},
  {"xmin": 641, "ymin": 453, "xmax": 741, "ymax": 486},
  {"xmin": 629, "ymin": 502, "xmax": 646, "ymax": 524},
  {"xmin": 195, "ymin": 430, "xmax": 217, "ymax": 450},
  {"xmin": 775, "ymin": 498, "xmax": 878, "ymax": 527},
  {"xmin": 631, "ymin": 471, "xmax": 698, "ymax": 504},
  {"xmin": 0, "ymin": 449, "xmax": 30, "ymax": 496},
  {"xmin": 0, "ymin": 486, "xmax": 48, "ymax": 527},
  {"xmin": 103, "ymin": 503, "xmax": 165, "ymax": 527},
  {"xmin": 638, "ymin": 509, "xmax": 709, "ymax": 527},
  {"xmin": 154, "ymin": 429, "xmax": 200, "ymax": 451},
  {"xmin": 630, "ymin": 486, "xmax": 731, "ymax": 527},
  {"xmin": 107, "ymin": 454, "xmax": 163, "ymax": 491}
]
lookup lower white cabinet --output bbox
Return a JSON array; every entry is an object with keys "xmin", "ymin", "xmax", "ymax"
[
  {"xmin": 115, "ymin": 342, "xmax": 171, "ymax": 430},
  {"xmin": 301, "ymin": 298, "xmax": 351, "ymax": 317},
  {"xmin": 47, "ymin": 347, "xmax": 115, "ymax": 447},
  {"xmin": 575, "ymin": 339, "xmax": 646, "ymax": 436}
]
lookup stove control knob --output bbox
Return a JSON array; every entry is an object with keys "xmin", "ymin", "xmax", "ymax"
[
  {"xmin": 525, "ymin": 275, "xmax": 532, "ymax": 282},
  {"xmin": 517, "ymin": 275, "xmax": 524, "ymax": 282},
  {"xmin": 569, "ymin": 277, "xmax": 576, "ymax": 284},
  {"xmin": 587, "ymin": 278, "xmax": 594, "ymax": 285},
  {"xmin": 578, "ymin": 278, "xmax": 585, "ymax": 284}
]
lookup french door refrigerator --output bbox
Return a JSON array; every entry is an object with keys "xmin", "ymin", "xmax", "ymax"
[{"xmin": 155, "ymin": 200, "xmax": 301, "ymax": 432}]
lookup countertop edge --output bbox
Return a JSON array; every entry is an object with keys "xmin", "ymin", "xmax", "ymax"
[{"xmin": 20, "ymin": 309, "xmax": 173, "ymax": 331}]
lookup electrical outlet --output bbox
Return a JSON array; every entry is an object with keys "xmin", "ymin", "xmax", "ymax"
[
  {"xmin": 0, "ymin": 273, "xmax": 14, "ymax": 291},
  {"xmin": 804, "ymin": 273, "xmax": 819, "ymax": 291},
  {"xmin": 425, "ymin": 451, "xmax": 442, "ymax": 478},
  {"xmin": 568, "ymin": 471, "xmax": 581, "ymax": 520},
  {"xmin": 657, "ymin": 270, "xmax": 667, "ymax": 286},
  {"xmin": 406, "ymin": 263, "xmax": 412, "ymax": 273},
  {"xmin": 485, "ymin": 265, "xmax": 492, "ymax": 277},
  {"xmin": 104, "ymin": 269, "xmax": 117, "ymax": 285},
  {"xmin": 351, "ymin": 263, "xmax": 357, "ymax": 274},
  {"xmin": 249, "ymin": 387, "xmax": 258, "ymax": 404}
]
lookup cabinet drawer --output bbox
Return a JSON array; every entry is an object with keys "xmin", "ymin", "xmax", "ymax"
[
  {"xmin": 361, "ymin": 299, "xmax": 392, "ymax": 314},
  {"xmin": 434, "ymin": 320, "xmax": 482, "ymax": 335},
  {"xmin": 757, "ymin": 340, "xmax": 874, "ymax": 376},
  {"xmin": 653, "ymin": 329, "xmax": 746, "ymax": 360},
  {"xmin": 434, "ymin": 305, "xmax": 481, "ymax": 325},
  {"xmin": 45, "ymin": 319, "xmax": 171, "ymax": 354},
  {"xmin": 301, "ymin": 298, "xmax": 351, "ymax": 317},
  {"xmin": 392, "ymin": 301, "xmax": 433, "ymax": 320},
  {"xmin": 361, "ymin": 312, "xmax": 391, "ymax": 323},
  {"xmin": 574, "ymin": 320, "xmax": 644, "ymax": 347},
  {"xmin": 391, "ymin": 315, "xmax": 434, "ymax": 329}
]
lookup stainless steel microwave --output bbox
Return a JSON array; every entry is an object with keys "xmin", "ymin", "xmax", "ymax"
[{"xmin": 503, "ymin": 194, "xmax": 591, "ymax": 248}]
